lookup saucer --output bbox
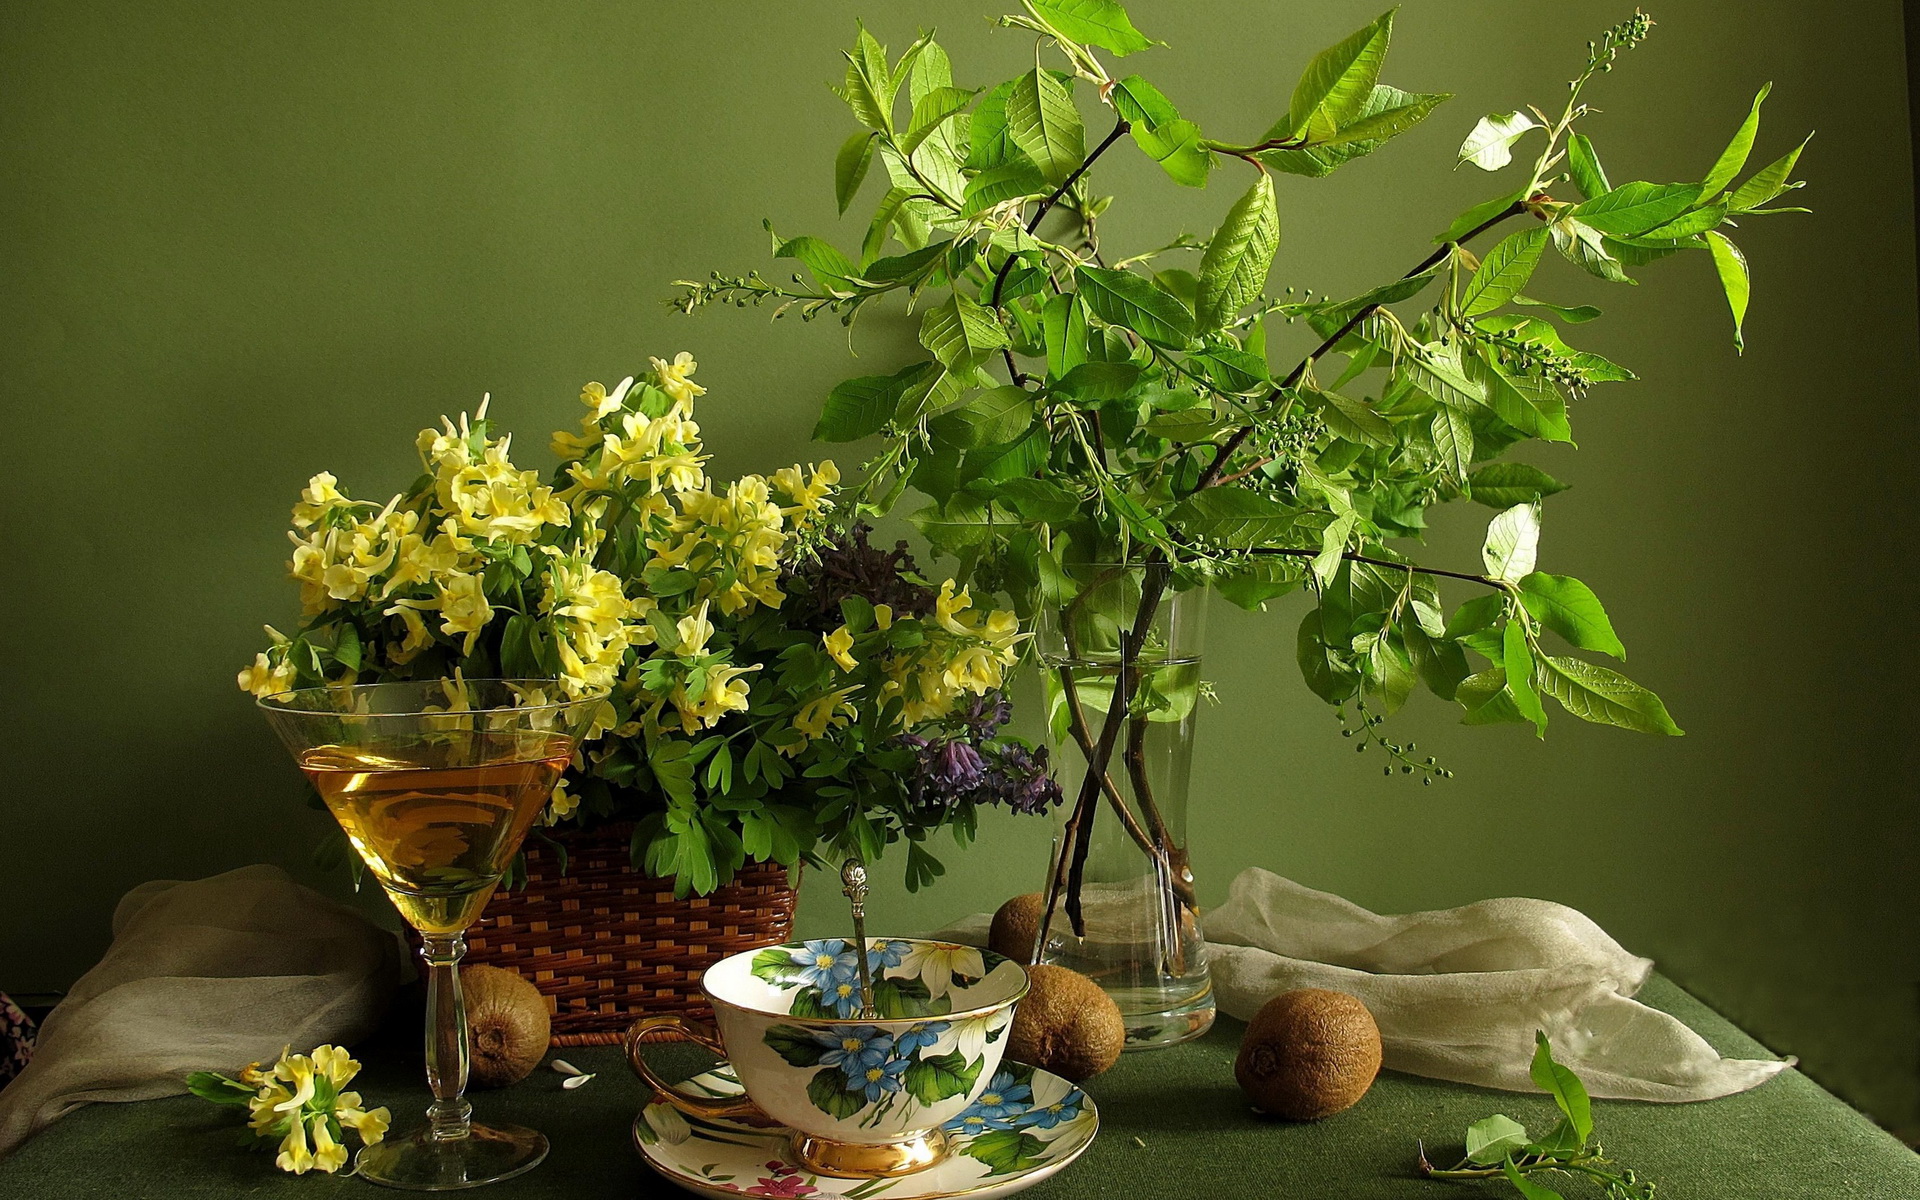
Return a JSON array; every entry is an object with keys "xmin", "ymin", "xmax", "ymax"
[{"xmin": 633, "ymin": 1059, "xmax": 1099, "ymax": 1199}]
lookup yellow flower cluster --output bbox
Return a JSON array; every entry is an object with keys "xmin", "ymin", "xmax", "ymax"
[
  {"xmin": 791, "ymin": 583, "xmax": 1025, "ymax": 748},
  {"xmin": 244, "ymin": 353, "xmax": 843, "ymax": 780},
  {"xmin": 238, "ymin": 1045, "xmax": 390, "ymax": 1175}
]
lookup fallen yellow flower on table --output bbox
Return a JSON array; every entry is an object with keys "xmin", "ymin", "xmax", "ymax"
[{"xmin": 188, "ymin": 1044, "xmax": 391, "ymax": 1175}]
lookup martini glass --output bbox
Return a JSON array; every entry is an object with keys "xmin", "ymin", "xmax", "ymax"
[{"xmin": 259, "ymin": 679, "xmax": 602, "ymax": 1190}]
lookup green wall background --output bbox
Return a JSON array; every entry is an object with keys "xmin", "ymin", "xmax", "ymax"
[{"xmin": 4, "ymin": 0, "xmax": 1916, "ymax": 1138}]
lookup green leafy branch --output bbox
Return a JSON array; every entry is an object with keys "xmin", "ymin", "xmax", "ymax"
[{"xmin": 1418, "ymin": 1033, "xmax": 1657, "ymax": 1200}]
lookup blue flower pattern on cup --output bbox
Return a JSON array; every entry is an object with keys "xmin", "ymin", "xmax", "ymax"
[{"xmin": 752, "ymin": 938, "xmax": 1018, "ymax": 1124}]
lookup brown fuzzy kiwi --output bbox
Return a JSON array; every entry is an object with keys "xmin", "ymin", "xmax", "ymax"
[
  {"xmin": 1234, "ymin": 988, "xmax": 1381, "ymax": 1120},
  {"xmin": 989, "ymin": 893, "xmax": 1046, "ymax": 963},
  {"xmin": 462, "ymin": 964, "xmax": 551, "ymax": 1088},
  {"xmin": 1006, "ymin": 964, "xmax": 1125, "ymax": 1081}
]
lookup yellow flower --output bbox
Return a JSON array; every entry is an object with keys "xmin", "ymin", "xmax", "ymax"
[
  {"xmin": 548, "ymin": 780, "xmax": 580, "ymax": 823},
  {"xmin": 581, "ymin": 376, "xmax": 634, "ymax": 422},
  {"xmin": 942, "ymin": 645, "xmax": 1005, "ymax": 694},
  {"xmin": 675, "ymin": 600, "xmax": 715, "ymax": 658},
  {"xmin": 308, "ymin": 1119, "xmax": 348, "ymax": 1174},
  {"xmin": 385, "ymin": 603, "xmax": 434, "ymax": 664},
  {"xmin": 791, "ymin": 686, "xmax": 860, "ymax": 744},
  {"xmin": 237, "ymin": 652, "xmax": 294, "ymax": 698},
  {"xmin": 823, "ymin": 625, "xmax": 857, "ymax": 672},
  {"xmin": 873, "ymin": 604, "xmax": 893, "ymax": 631},
  {"xmin": 436, "ymin": 573, "xmax": 493, "ymax": 653},
  {"xmin": 650, "ymin": 351, "xmax": 706, "ymax": 408},
  {"xmin": 274, "ymin": 1115, "xmax": 314, "ymax": 1174},
  {"xmin": 338, "ymin": 1100, "xmax": 390, "ymax": 1145},
  {"xmin": 934, "ymin": 579, "xmax": 974, "ymax": 635},
  {"xmin": 291, "ymin": 472, "xmax": 347, "ymax": 530}
]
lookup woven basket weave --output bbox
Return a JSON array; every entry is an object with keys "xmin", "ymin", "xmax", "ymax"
[{"xmin": 457, "ymin": 821, "xmax": 798, "ymax": 1045}]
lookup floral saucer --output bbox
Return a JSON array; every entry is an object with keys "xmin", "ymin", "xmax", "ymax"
[{"xmin": 633, "ymin": 1059, "xmax": 1098, "ymax": 1199}]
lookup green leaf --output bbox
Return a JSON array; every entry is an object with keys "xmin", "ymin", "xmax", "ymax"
[
  {"xmin": 1289, "ymin": 10, "xmax": 1395, "ymax": 142},
  {"xmin": 1727, "ymin": 133, "xmax": 1813, "ymax": 212},
  {"xmin": 964, "ymin": 159, "xmax": 1047, "ymax": 212},
  {"xmin": 1405, "ymin": 342, "xmax": 1487, "ymax": 410},
  {"xmin": 1313, "ymin": 388, "xmax": 1395, "ymax": 448},
  {"xmin": 1501, "ymin": 1158, "xmax": 1567, "ymax": 1200},
  {"xmin": 1550, "ymin": 218, "xmax": 1633, "ymax": 284},
  {"xmin": 962, "ymin": 1128, "xmax": 1049, "ymax": 1177},
  {"xmin": 814, "ymin": 365, "xmax": 927, "ymax": 442},
  {"xmin": 1457, "ymin": 667, "xmax": 1524, "ymax": 725},
  {"xmin": 1704, "ymin": 231, "xmax": 1750, "ymax": 353},
  {"xmin": 806, "ymin": 1068, "xmax": 867, "ymax": 1119},
  {"xmin": 1314, "ymin": 511, "xmax": 1357, "ymax": 586},
  {"xmin": 1363, "ymin": 631, "xmax": 1415, "ymax": 714},
  {"xmin": 1479, "ymin": 351, "xmax": 1573, "ymax": 443},
  {"xmin": 1511, "ymin": 295, "xmax": 1601, "ymax": 323},
  {"xmin": 1053, "ymin": 360, "xmax": 1143, "ymax": 403},
  {"xmin": 1702, "ymin": 83, "xmax": 1771, "ymax": 199},
  {"xmin": 920, "ymin": 294, "xmax": 1008, "ymax": 371},
  {"xmin": 1317, "ymin": 91, "xmax": 1450, "ymax": 147},
  {"xmin": 1197, "ymin": 174, "xmax": 1280, "ymax": 331},
  {"xmin": 836, "ymin": 48, "xmax": 891, "ymax": 132},
  {"xmin": 1261, "ymin": 84, "xmax": 1437, "ymax": 177},
  {"xmin": 1030, "ymin": 0, "xmax": 1156, "ymax": 56},
  {"xmin": 1503, "ymin": 618, "xmax": 1547, "ymax": 735},
  {"xmin": 1468, "ymin": 463, "xmax": 1568, "ymax": 508},
  {"xmin": 1458, "ymin": 111, "xmax": 1539, "ymax": 171},
  {"xmin": 1537, "ymin": 654, "xmax": 1682, "ymax": 735},
  {"xmin": 332, "ymin": 622, "xmax": 362, "ymax": 672},
  {"xmin": 1520, "ymin": 573, "xmax": 1625, "ymax": 659},
  {"xmin": 1074, "ymin": 265, "xmax": 1195, "ymax": 347},
  {"xmin": 1113, "ymin": 76, "xmax": 1212, "ymax": 187},
  {"xmin": 764, "ymin": 1025, "xmax": 828, "ymax": 1067},
  {"xmin": 900, "ymin": 86, "xmax": 976, "ymax": 155},
  {"xmin": 1465, "ymin": 1114, "xmax": 1531, "ymax": 1165},
  {"xmin": 1462, "ymin": 225, "xmax": 1550, "ymax": 317},
  {"xmin": 1169, "ymin": 489, "xmax": 1298, "ymax": 547},
  {"xmin": 770, "ymin": 225, "xmax": 859, "ymax": 291},
  {"xmin": 1438, "ymin": 188, "xmax": 1527, "ymax": 243},
  {"xmin": 1007, "ymin": 67, "xmax": 1085, "ymax": 185},
  {"xmin": 902, "ymin": 1050, "xmax": 982, "ymax": 1104},
  {"xmin": 930, "ymin": 385, "xmax": 1033, "ymax": 448},
  {"xmin": 907, "ymin": 37, "xmax": 952, "ymax": 105},
  {"xmin": 1298, "ymin": 608, "xmax": 1358, "ymax": 703},
  {"xmin": 1529, "ymin": 1033, "xmax": 1595, "ymax": 1146},
  {"xmin": 1638, "ymin": 205, "xmax": 1728, "ymax": 239},
  {"xmin": 909, "ymin": 497, "xmax": 995, "ymax": 552},
  {"xmin": 185, "ymin": 1072, "xmax": 256, "ymax": 1106},
  {"xmin": 1216, "ymin": 556, "xmax": 1305, "ymax": 610},
  {"xmin": 1571, "ymin": 182, "xmax": 1702, "ymax": 237},
  {"xmin": 1481, "ymin": 503, "xmax": 1540, "ymax": 583},
  {"xmin": 994, "ymin": 477, "xmax": 1081, "ymax": 523},
  {"xmin": 835, "ymin": 132, "xmax": 876, "ymax": 215},
  {"xmin": 1567, "ymin": 133, "xmax": 1610, "ymax": 200},
  {"xmin": 1144, "ymin": 406, "xmax": 1224, "ymax": 442},
  {"xmin": 1430, "ymin": 406, "xmax": 1473, "ymax": 482}
]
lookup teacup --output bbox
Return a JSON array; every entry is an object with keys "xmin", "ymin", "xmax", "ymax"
[{"xmin": 626, "ymin": 936, "xmax": 1028, "ymax": 1178}]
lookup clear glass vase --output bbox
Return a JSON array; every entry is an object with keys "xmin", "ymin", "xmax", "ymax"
[{"xmin": 1032, "ymin": 561, "xmax": 1213, "ymax": 1048}]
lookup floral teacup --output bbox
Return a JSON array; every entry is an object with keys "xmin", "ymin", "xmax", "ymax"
[{"xmin": 625, "ymin": 937, "xmax": 1028, "ymax": 1179}]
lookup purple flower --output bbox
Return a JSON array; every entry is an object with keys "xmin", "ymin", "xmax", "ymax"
[{"xmin": 931, "ymin": 740, "xmax": 985, "ymax": 787}]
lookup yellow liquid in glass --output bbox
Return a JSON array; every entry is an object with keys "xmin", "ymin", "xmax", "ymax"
[{"xmin": 300, "ymin": 738, "xmax": 569, "ymax": 934}]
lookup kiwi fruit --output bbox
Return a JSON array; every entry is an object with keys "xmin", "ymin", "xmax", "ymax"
[
  {"xmin": 989, "ymin": 893, "xmax": 1046, "ymax": 962},
  {"xmin": 462, "ymin": 964, "xmax": 551, "ymax": 1088},
  {"xmin": 1234, "ymin": 988, "xmax": 1381, "ymax": 1120},
  {"xmin": 1007, "ymin": 964, "xmax": 1125, "ymax": 1081}
]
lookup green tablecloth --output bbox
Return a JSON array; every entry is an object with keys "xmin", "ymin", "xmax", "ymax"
[{"xmin": 2, "ymin": 975, "xmax": 1913, "ymax": 1198}]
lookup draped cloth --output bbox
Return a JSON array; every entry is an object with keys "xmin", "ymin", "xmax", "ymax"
[
  {"xmin": 0, "ymin": 865, "xmax": 401, "ymax": 1158},
  {"xmin": 937, "ymin": 867, "xmax": 1791, "ymax": 1102}
]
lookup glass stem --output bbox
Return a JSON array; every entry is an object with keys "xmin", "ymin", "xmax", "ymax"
[{"xmin": 419, "ymin": 933, "xmax": 473, "ymax": 1142}]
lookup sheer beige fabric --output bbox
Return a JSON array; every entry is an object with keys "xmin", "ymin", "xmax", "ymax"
[
  {"xmin": 936, "ymin": 867, "xmax": 1790, "ymax": 1102},
  {"xmin": 0, "ymin": 865, "xmax": 402, "ymax": 1158}
]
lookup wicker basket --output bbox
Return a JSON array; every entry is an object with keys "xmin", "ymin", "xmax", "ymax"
[{"xmin": 456, "ymin": 822, "xmax": 799, "ymax": 1045}]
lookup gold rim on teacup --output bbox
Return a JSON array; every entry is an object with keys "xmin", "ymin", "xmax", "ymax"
[{"xmin": 626, "ymin": 937, "xmax": 1028, "ymax": 1179}]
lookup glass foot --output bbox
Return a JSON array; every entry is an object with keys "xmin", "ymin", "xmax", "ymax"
[
  {"xmin": 354, "ymin": 1122, "xmax": 548, "ymax": 1191},
  {"xmin": 1117, "ymin": 984, "xmax": 1216, "ymax": 1050}
]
